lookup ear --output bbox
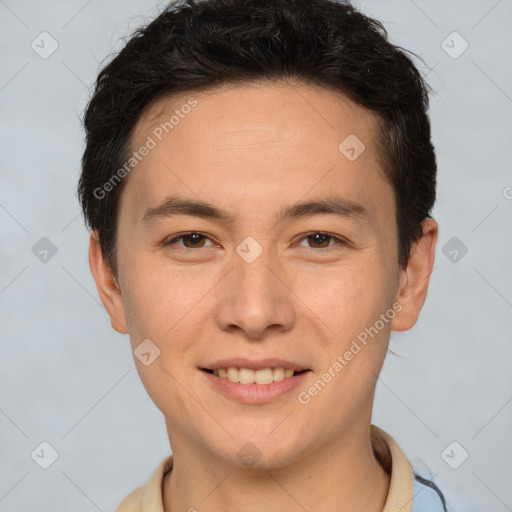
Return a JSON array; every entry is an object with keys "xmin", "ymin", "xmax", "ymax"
[
  {"xmin": 391, "ymin": 217, "xmax": 438, "ymax": 332},
  {"xmin": 88, "ymin": 230, "xmax": 129, "ymax": 334}
]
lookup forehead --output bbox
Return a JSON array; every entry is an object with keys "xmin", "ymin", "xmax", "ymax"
[
  {"xmin": 138, "ymin": 81, "xmax": 379, "ymax": 150},
  {"xmin": 121, "ymin": 81, "xmax": 390, "ymax": 226}
]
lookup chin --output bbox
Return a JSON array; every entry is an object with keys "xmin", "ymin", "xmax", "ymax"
[{"xmin": 210, "ymin": 431, "xmax": 307, "ymax": 470}]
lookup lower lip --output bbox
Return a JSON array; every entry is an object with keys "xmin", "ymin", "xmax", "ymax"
[{"xmin": 202, "ymin": 370, "xmax": 311, "ymax": 404}]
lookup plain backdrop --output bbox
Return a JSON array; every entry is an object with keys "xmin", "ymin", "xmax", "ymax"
[{"xmin": 1, "ymin": 1, "xmax": 511, "ymax": 510}]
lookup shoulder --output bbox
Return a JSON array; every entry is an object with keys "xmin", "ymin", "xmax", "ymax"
[
  {"xmin": 115, "ymin": 485, "xmax": 144, "ymax": 512},
  {"xmin": 115, "ymin": 454, "xmax": 174, "ymax": 512},
  {"xmin": 412, "ymin": 475, "xmax": 447, "ymax": 512}
]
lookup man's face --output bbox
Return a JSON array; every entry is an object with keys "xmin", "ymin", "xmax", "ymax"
[{"xmin": 108, "ymin": 82, "xmax": 406, "ymax": 465}]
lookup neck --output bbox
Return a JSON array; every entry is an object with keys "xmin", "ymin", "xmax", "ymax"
[{"xmin": 163, "ymin": 423, "xmax": 390, "ymax": 512}]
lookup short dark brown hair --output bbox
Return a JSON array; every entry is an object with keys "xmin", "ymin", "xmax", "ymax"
[{"xmin": 78, "ymin": 0, "xmax": 437, "ymax": 278}]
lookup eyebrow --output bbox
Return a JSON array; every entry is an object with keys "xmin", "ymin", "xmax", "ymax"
[{"xmin": 141, "ymin": 194, "xmax": 369, "ymax": 227}]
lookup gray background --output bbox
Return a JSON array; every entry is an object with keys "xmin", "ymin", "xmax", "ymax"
[{"xmin": 1, "ymin": 0, "xmax": 511, "ymax": 510}]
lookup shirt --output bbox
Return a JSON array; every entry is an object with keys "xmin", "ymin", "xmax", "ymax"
[{"xmin": 116, "ymin": 425, "xmax": 446, "ymax": 512}]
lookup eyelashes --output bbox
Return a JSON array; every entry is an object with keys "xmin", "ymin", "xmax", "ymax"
[
  {"xmin": 297, "ymin": 232, "xmax": 348, "ymax": 249},
  {"xmin": 163, "ymin": 231, "xmax": 349, "ymax": 250},
  {"xmin": 164, "ymin": 232, "xmax": 215, "ymax": 249}
]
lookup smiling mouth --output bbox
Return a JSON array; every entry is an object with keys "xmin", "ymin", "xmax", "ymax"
[{"xmin": 201, "ymin": 367, "xmax": 309, "ymax": 385}]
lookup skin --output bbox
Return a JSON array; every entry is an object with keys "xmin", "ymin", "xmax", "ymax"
[{"xmin": 89, "ymin": 81, "xmax": 438, "ymax": 512}]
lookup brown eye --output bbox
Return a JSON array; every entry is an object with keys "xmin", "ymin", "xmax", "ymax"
[
  {"xmin": 306, "ymin": 233, "xmax": 332, "ymax": 248},
  {"xmin": 297, "ymin": 232, "xmax": 348, "ymax": 249},
  {"xmin": 181, "ymin": 233, "xmax": 207, "ymax": 248},
  {"xmin": 165, "ymin": 232, "xmax": 214, "ymax": 248}
]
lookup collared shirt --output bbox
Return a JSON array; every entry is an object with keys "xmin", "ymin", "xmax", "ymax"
[{"xmin": 116, "ymin": 425, "xmax": 446, "ymax": 511}]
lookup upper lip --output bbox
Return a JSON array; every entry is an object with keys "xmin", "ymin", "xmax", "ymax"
[{"xmin": 201, "ymin": 358, "xmax": 310, "ymax": 372}]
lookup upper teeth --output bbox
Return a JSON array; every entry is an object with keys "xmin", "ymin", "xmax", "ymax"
[{"xmin": 214, "ymin": 367, "xmax": 295, "ymax": 384}]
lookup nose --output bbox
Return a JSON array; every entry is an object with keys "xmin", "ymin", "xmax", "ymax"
[{"xmin": 213, "ymin": 245, "xmax": 296, "ymax": 340}]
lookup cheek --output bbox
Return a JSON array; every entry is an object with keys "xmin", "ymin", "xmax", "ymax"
[
  {"xmin": 293, "ymin": 262, "xmax": 390, "ymax": 342},
  {"xmin": 292, "ymin": 258, "xmax": 395, "ymax": 412},
  {"xmin": 120, "ymin": 263, "xmax": 209, "ymax": 418},
  {"xmin": 120, "ymin": 254, "xmax": 217, "ymax": 342},
  {"xmin": 133, "ymin": 358, "xmax": 202, "ymax": 435}
]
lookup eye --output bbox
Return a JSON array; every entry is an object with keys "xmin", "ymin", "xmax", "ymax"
[
  {"xmin": 297, "ymin": 232, "xmax": 348, "ymax": 249},
  {"xmin": 162, "ymin": 231, "xmax": 348, "ymax": 251},
  {"xmin": 164, "ymin": 231, "xmax": 216, "ymax": 249}
]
